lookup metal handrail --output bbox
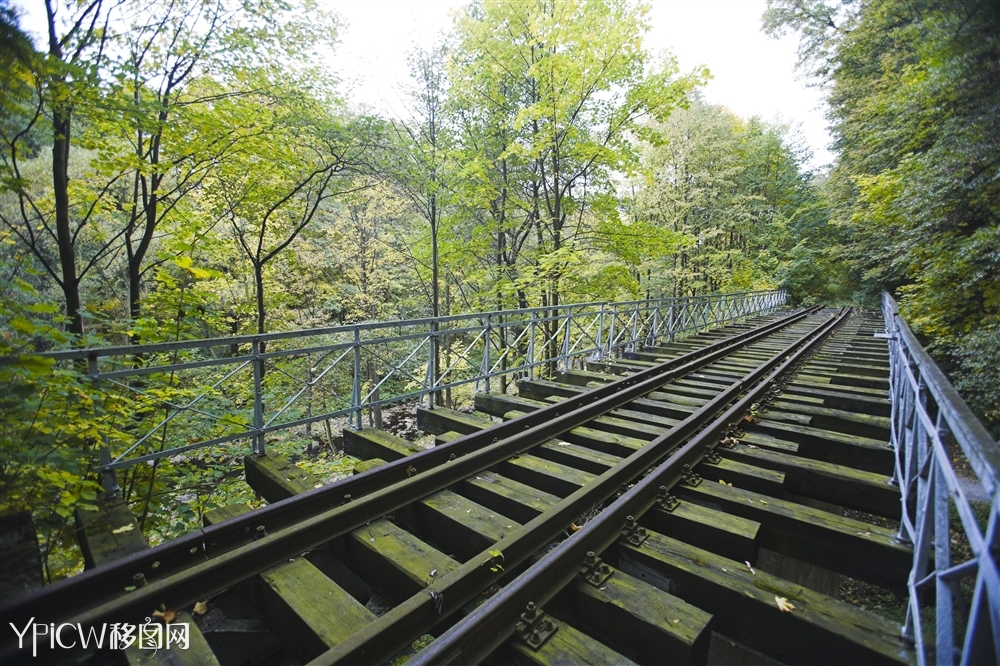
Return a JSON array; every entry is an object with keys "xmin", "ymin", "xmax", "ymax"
[
  {"xmin": 1, "ymin": 290, "xmax": 787, "ymax": 482},
  {"xmin": 882, "ymin": 292, "xmax": 999, "ymax": 666}
]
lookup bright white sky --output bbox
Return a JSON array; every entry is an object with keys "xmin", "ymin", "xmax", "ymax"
[{"xmin": 13, "ymin": 0, "xmax": 833, "ymax": 168}]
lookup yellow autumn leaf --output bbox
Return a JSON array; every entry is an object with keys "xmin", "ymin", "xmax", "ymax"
[
  {"xmin": 153, "ymin": 608, "xmax": 177, "ymax": 624},
  {"xmin": 192, "ymin": 600, "xmax": 209, "ymax": 616},
  {"xmin": 775, "ymin": 596, "xmax": 795, "ymax": 612},
  {"xmin": 112, "ymin": 524, "xmax": 135, "ymax": 534}
]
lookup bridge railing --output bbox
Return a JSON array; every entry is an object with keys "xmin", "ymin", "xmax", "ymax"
[
  {"xmin": 882, "ymin": 293, "xmax": 999, "ymax": 665},
  {"xmin": 4, "ymin": 290, "xmax": 785, "ymax": 486}
]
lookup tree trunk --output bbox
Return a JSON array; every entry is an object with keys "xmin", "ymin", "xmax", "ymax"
[
  {"xmin": 430, "ymin": 198, "xmax": 439, "ymax": 319},
  {"xmin": 52, "ymin": 107, "xmax": 84, "ymax": 336},
  {"xmin": 126, "ymin": 177, "xmax": 160, "ymax": 334},
  {"xmin": 253, "ymin": 262, "xmax": 269, "ymax": 366},
  {"xmin": 431, "ymin": 193, "xmax": 442, "ymax": 406}
]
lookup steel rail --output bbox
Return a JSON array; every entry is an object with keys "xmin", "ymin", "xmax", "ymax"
[
  {"xmin": 311, "ymin": 309, "xmax": 849, "ymax": 666},
  {"xmin": 0, "ymin": 307, "xmax": 813, "ymax": 664}
]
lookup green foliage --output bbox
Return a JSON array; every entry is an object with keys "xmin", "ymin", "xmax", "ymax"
[
  {"xmin": 631, "ymin": 100, "xmax": 839, "ymax": 300},
  {"xmin": 768, "ymin": 0, "xmax": 1000, "ymax": 432},
  {"xmin": 446, "ymin": 0, "xmax": 703, "ymax": 311},
  {"xmin": 482, "ymin": 548, "xmax": 504, "ymax": 574},
  {"xmin": 951, "ymin": 324, "xmax": 1000, "ymax": 439},
  {"xmin": 0, "ymin": 276, "xmax": 111, "ymax": 579}
]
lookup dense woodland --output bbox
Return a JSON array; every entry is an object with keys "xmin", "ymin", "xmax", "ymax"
[{"xmin": 1, "ymin": 0, "xmax": 997, "ymax": 579}]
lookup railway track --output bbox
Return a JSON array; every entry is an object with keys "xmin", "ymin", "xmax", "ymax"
[{"xmin": 1, "ymin": 307, "xmax": 916, "ymax": 666}]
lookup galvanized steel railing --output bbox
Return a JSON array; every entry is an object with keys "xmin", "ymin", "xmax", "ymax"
[
  {"xmin": 883, "ymin": 293, "xmax": 999, "ymax": 665},
  {"xmin": 6, "ymin": 290, "xmax": 785, "ymax": 486}
]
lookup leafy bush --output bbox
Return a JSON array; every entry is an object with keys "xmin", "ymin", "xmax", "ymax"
[
  {"xmin": 0, "ymin": 277, "xmax": 109, "ymax": 580},
  {"xmin": 951, "ymin": 325, "xmax": 1000, "ymax": 439}
]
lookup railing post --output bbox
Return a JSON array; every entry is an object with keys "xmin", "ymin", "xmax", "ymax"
[
  {"xmin": 650, "ymin": 303, "xmax": 659, "ymax": 348},
  {"xmin": 306, "ymin": 365, "xmax": 313, "ymax": 437},
  {"xmin": 678, "ymin": 298, "xmax": 686, "ymax": 339},
  {"xmin": 560, "ymin": 310, "xmax": 571, "ymax": 372},
  {"xmin": 528, "ymin": 311, "xmax": 536, "ymax": 380},
  {"xmin": 608, "ymin": 305, "xmax": 617, "ymax": 357},
  {"xmin": 668, "ymin": 300, "xmax": 675, "ymax": 343},
  {"xmin": 484, "ymin": 315, "xmax": 492, "ymax": 394},
  {"xmin": 252, "ymin": 338, "xmax": 265, "ymax": 456},
  {"xmin": 352, "ymin": 328, "xmax": 362, "ymax": 428},
  {"xmin": 597, "ymin": 303, "xmax": 606, "ymax": 360},
  {"xmin": 426, "ymin": 320, "xmax": 438, "ymax": 408},
  {"xmin": 630, "ymin": 304, "xmax": 639, "ymax": 352},
  {"xmin": 87, "ymin": 355, "xmax": 121, "ymax": 499},
  {"xmin": 98, "ymin": 447, "xmax": 119, "ymax": 500}
]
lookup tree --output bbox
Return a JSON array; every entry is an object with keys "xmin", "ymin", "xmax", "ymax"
[
  {"xmin": 1, "ymin": 0, "xmax": 117, "ymax": 337},
  {"xmin": 320, "ymin": 178, "xmax": 412, "ymax": 323},
  {"xmin": 106, "ymin": 0, "xmax": 235, "ymax": 332},
  {"xmin": 631, "ymin": 100, "xmax": 832, "ymax": 299},
  {"xmin": 395, "ymin": 42, "xmax": 451, "ymax": 320},
  {"xmin": 450, "ymin": 0, "xmax": 704, "ymax": 312},
  {"xmin": 766, "ymin": 0, "xmax": 1000, "ymax": 434},
  {"xmin": 100, "ymin": 0, "xmax": 345, "ymax": 337},
  {"xmin": 212, "ymin": 83, "xmax": 374, "ymax": 338}
]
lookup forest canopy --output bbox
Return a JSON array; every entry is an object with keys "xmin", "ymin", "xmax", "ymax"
[{"xmin": 764, "ymin": 0, "xmax": 999, "ymax": 433}]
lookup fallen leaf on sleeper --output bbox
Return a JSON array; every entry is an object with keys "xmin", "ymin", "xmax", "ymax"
[
  {"xmin": 192, "ymin": 601, "xmax": 209, "ymax": 615},
  {"xmin": 153, "ymin": 608, "xmax": 177, "ymax": 624},
  {"xmin": 775, "ymin": 597, "xmax": 795, "ymax": 613},
  {"xmin": 112, "ymin": 524, "xmax": 135, "ymax": 534}
]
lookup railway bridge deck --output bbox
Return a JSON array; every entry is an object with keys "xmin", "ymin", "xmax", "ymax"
[{"xmin": 1, "ymin": 299, "xmax": 996, "ymax": 666}]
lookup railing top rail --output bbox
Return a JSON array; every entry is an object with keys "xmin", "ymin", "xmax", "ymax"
[
  {"xmin": 3, "ymin": 290, "xmax": 784, "ymax": 365},
  {"xmin": 883, "ymin": 292, "xmax": 999, "ymax": 494}
]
